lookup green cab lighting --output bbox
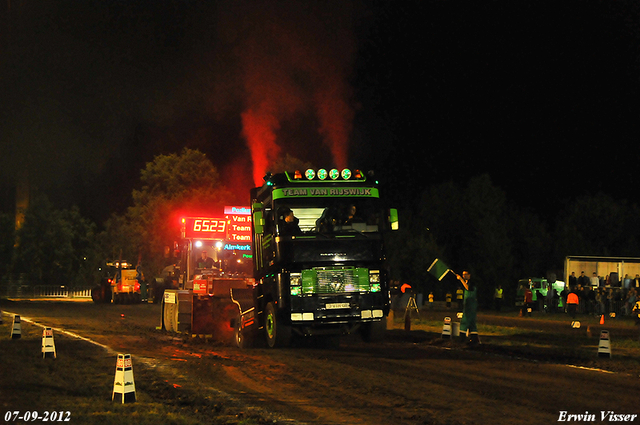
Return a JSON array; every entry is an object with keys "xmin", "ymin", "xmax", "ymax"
[{"xmin": 305, "ymin": 169, "xmax": 315, "ymax": 180}]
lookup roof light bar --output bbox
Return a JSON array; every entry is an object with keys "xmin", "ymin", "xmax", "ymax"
[{"xmin": 284, "ymin": 168, "xmax": 366, "ymax": 182}]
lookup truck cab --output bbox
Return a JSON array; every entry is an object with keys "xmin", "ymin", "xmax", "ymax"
[{"xmin": 239, "ymin": 168, "xmax": 397, "ymax": 347}]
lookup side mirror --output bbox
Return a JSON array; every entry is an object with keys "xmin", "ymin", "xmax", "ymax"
[
  {"xmin": 252, "ymin": 204, "xmax": 264, "ymax": 235},
  {"xmin": 389, "ymin": 208, "xmax": 399, "ymax": 230}
]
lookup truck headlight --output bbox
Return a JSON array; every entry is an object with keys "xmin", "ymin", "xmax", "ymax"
[
  {"xmin": 290, "ymin": 273, "xmax": 302, "ymax": 296},
  {"xmin": 369, "ymin": 270, "xmax": 381, "ymax": 291},
  {"xmin": 369, "ymin": 270, "xmax": 380, "ymax": 283}
]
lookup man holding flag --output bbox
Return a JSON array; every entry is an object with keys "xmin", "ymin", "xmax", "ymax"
[
  {"xmin": 428, "ymin": 258, "xmax": 480, "ymax": 347},
  {"xmin": 456, "ymin": 270, "xmax": 479, "ymax": 347}
]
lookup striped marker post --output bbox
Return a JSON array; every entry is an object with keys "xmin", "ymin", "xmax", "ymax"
[{"xmin": 112, "ymin": 354, "xmax": 136, "ymax": 403}]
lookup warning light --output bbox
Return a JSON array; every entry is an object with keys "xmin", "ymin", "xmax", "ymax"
[
  {"xmin": 354, "ymin": 169, "xmax": 362, "ymax": 179},
  {"xmin": 294, "ymin": 170, "xmax": 302, "ymax": 179},
  {"xmin": 263, "ymin": 172, "xmax": 274, "ymax": 186}
]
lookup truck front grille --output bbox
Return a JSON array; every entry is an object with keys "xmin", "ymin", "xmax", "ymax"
[{"xmin": 305, "ymin": 268, "xmax": 369, "ymax": 294}]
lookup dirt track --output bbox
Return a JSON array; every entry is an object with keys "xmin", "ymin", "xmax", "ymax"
[{"xmin": 2, "ymin": 300, "xmax": 640, "ymax": 425}]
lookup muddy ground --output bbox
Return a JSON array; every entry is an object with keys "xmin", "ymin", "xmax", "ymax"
[{"xmin": 1, "ymin": 300, "xmax": 639, "ymax": 425}]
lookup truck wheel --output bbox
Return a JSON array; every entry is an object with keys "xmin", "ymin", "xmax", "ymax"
[
  {"xmin": 104, "ymin": 286, "xmax": 112, "ymax": 303},
  {"xmin": 91, "ymin": 286, "xmax": 102, "ymax": 303},
  {"xmin": 361, "ymin": 319, "xmax": 386, "ymax": 343},
  {"xmin": 264, "ymin": 302, "xmax": 291, "ymax": 348},
  {"xmin": 234, "ymin": 311, "xmax": 252, "ymax": 349}
]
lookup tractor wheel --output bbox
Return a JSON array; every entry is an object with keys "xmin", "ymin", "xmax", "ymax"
[
  {"xmin": 264, "ymin": 302, "xmax": 291, "ymax": 348},
  {"xmin": 91, "ymin": 286, "xmax": 103, "ymax": 303}
]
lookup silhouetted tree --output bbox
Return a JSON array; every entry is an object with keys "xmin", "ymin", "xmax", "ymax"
[
  {"xmin": 102, "ymin": 148, "xmax": 231, "ymax": 277},
  {"xmin": 13, "ymin": 196, "xmax": 98, "ymax": 286}
]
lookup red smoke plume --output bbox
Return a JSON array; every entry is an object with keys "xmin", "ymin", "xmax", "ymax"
[
  {"xmin": 226, "ymin": 2, "xmax": 356, "ymax": 186},
  {"xmin": 241, "ymin": 107, "xmax": 281, "ymax": 188}
]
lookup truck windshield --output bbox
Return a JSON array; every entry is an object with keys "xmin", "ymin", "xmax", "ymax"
[{"xmin": 275, "ymin": 198, "xmax": 382, "ymax": 236}]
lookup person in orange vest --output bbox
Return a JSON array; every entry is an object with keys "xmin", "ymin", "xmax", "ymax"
[{"xmin": 567, "ymin": 290, "xmax": 580, "ymax": 319}]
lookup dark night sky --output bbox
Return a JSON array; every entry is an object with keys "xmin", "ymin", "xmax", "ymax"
[{"xmin": 2, "ymin": 1, "xmax": 640, "ymax": 225}]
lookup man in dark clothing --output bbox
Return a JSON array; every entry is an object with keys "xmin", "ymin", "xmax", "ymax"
[
  {"xmin": 456, "ymin": 271, "xmax": 479, "ymax": 346},
  {"xmin": 279, "ymin": 208, "xmax": 302, "ymax": 236},
  {"xmin": 199, "ymin": 251, "xmax": 215, "ymax": 269},
  {"xmin": 569, "ymin": 272, "xmax": 578, "ymax": 289}
]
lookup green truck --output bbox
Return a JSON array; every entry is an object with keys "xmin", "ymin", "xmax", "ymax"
[
  {"xmin": 516, "ymin": 277, "xmax": 566, "ymax": 311},
  {"xmin": 232, "ymin": 168, "xmax": 398, "ymax": 348}
]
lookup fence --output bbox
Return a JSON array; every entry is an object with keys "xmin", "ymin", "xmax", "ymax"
[{"xmin": 1, "ymin": 284, "xmax": 93, "ymax": 299}]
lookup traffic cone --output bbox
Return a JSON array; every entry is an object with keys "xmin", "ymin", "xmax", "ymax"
[
  {"xmin": 598, "ymin": 330, "xmax": 612, "ymax": 358},
  {"xmin": 42, "ymin": 327, "xmax": 56, "ymax": 359},
  {"xmin": 586, "ymin": 325, "xmax": 592, "ymax": 338},
  {"xmin": 11, "ymin": 315, "xmax": 22, "ymax": 339},
  {"xmin": 112, "ymin": 354, "xmax": 136, "ymax": 403},
  {"xmin": 600, "ymin": 315, "xmax": 604, "ymax": 325}
]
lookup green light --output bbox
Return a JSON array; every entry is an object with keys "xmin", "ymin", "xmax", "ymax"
[
  {"xmin": 305, "ymin": 169, "xmax": 315, "ymax": 180},
  {"xmin": 341, "ymin": 168, "xmax": 351, "ymax": 180},
  {"xmin": 329, "ymin": 169, "xmax": 339, "ymax": 180},
  {"xmin": 370, "ymin": 283, "xmax": 381, "ymax": 293},
  {"xmin": 317, "ymin": 169, "xmax": 328, "ymax": 180},
  {"xmin": 290, "ymin": 286, "xmax": 301, "ymax": 296}
]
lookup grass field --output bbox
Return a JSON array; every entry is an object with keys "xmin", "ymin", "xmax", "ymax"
[{"xmin": 0, "ymin": 315, "xmax": 272, "ymax": 425}]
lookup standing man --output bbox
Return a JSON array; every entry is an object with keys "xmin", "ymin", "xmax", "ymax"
[
  {"xmin": 493, "ymin": 285, "xmax": 503, "ymax": 311},
  {"xmin": 569, "ymin": 272, "xmax": 578, "ymax": 289},
  {"xmin": 456, "ymin": 270, "xmax": 479, "ymax": 346},
  {"xmin": 567, "ymin": 290, "xmax": 579, "ymax": 319}
]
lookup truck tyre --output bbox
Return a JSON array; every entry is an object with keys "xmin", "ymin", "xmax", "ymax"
[
  {"xmin": 361, "ymin": 319, "xmax": 386, "ymax": 343},
  {"xmin": 163, "ymin": 299, "xmax": 175, "ymax": 333},
  {"xmin": 264, "ymin": 302, "xmax": 291, "ymax": 348},
  {"xmin": 104, "ymin": 286, "xmax": 112, "ymax": 303},
  {"xmin": 91, "ymin": 286, "xmax": 103, "ymax": 303},
  {"xmin": 234, "ymin": 311, "xmax": 252, "ymax": 349}
]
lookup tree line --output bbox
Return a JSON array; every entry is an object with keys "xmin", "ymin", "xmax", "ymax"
[
  {"xmin": 387, "ymin": 174, "xmax": 640, "ymax": 307},
  {"xmin": 2, "ymin": 150, "xmax": 639, "ymax": 310}
]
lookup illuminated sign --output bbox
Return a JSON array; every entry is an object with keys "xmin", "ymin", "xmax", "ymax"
[
  {"xmin": 273, "ymin": 187, "xmax": 379, "ymax": 199},
  {"xmin": 182, "ymin": 208, "xmax": 252, "ymax": 251},
  {"xmin": 182, "ymin": 217, "xmax": 227, "ymax": 240},
  {"xmin": 224, "ymin": 206, "xmax": 251, "ymax": 215},
  {"xmin": 224, "ymin": 206, "xmax": 252, "ymax": 251}
]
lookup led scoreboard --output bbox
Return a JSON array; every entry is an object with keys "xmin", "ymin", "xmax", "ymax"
[
  {"xmin": 224, "ymin": 206, "xmax": 252, "ymax": 251},
  {"xmin": 182, "ymin": 217, "xmax": 227, "ymax": 240}
]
